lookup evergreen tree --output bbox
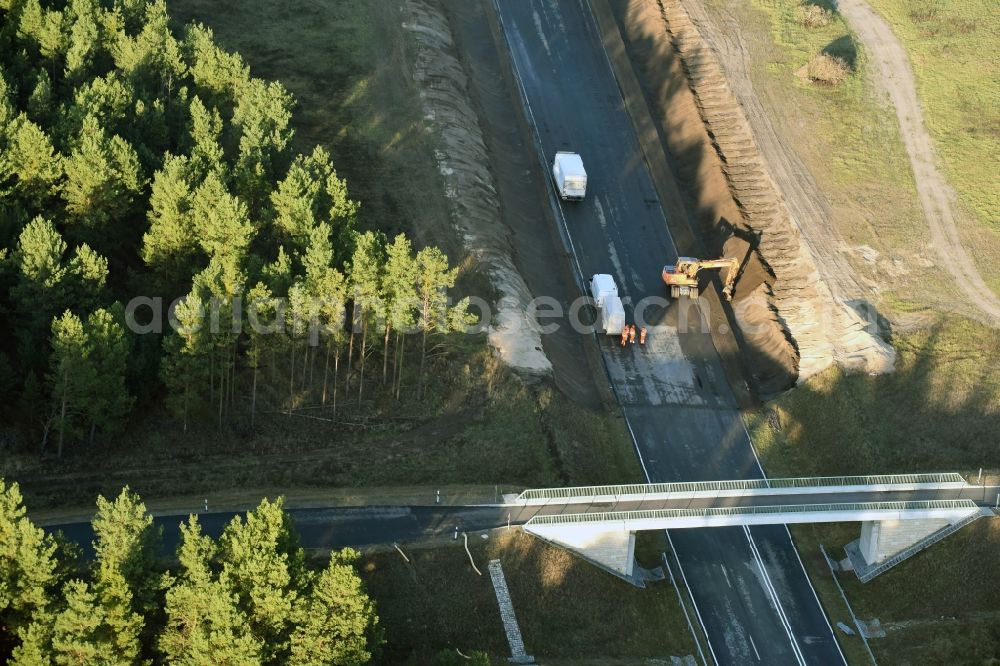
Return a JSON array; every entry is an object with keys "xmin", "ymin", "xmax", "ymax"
[
  {"xmin": 64, "ymin": 0, "xmax": 103, "ymax": 83},
  {"xmin": 189, "ymin": 172, "xmax": 254, "ymax": 260},
  {"xmin": 62, "ymin": 72, "xmax": 136, "ymax": 141},
  {"xmin": 347, "ymin": 231, "xmax": 385, "ymax": 404},
  {"xmin": 245, "ymin": 282, "xmax": 278, "ymax": 428},
  {"xmin": 82, "ymin": 307, "xmax": 133, "ymax": 442},
  {"xmin": 219, "ymin": 497, "xmax": 305, "ymax": 664},
  {"xmin": 315, "ymin": 267, "xmax": 347, "ymax": 412},
  {"xmin": 48, "ymin": 579, "xmax": 125, "ymax": 666},
  {"xmin": 383, "ymin": 234, "xmax": 417, "ymax": 393},
  {"xmin": 231, "ymin": 78, "xmax": 293, "ymax": 210},
  {"xmin": 141, "ymin": 154, "xmax": 197, "ymax": 294},
  {"xmin": 289, "ymin": 549, "xmax": 378, "ymax": 666},
  {"xmin": 46, "ymin": 310, "xmax": 93, "ymax": 458},
  {"xmin": 182, "ymin": 23, "xmax": 248, "ymax": 108},
  {"xmin": 61, "ymin": 115, "xmax": 145, "ymax": 235},
  {"xmin": 0, "ymin": 479, "xmax": 59, "ymax": 647},
  {"xmin": 17, "ymin": 0, "xmax": 67, "ymax": 73},
  {"xmin": 90, "ymin": 487, "xmax": 160, "ymax": 662},
  {"xmin": 269, "ymin": 147, "xmax": 357, "ymax": 259},
  {"xmin": 0, "ymin": 113, "xmax": 63, "ymax": 208},
  {"xmin": 65, "ymin": 243, "xmax": 109, "ymax": 312},
  {"xmin": 159, "ymin": 517, "xmax": 262, "ymax": 665},
  {"xmin": 186, "ymin": 95, "xmax": 224, "ymax": 180},
  {"xmin": 161, "ymin": 290, "xmax": 208, "ymax": 431},
  {"xmin": 414, "ymin": 247, "xmax": 461, "ymax": 399},
  {"xmin": 111, "ymin": 0, "xmax": 185, "ymax": 97}
]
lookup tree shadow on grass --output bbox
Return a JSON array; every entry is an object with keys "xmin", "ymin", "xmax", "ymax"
[{"xmin": 823, "ymin": 35, "xmax": 859, "ymax": 71}]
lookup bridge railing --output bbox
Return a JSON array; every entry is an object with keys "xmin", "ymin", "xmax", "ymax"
[
  {"xmin": 524, "ymin": 499, "xmax": 980, "ymax": 527},
  {"xmin": 516, "ymin": 473, "xmax": 967, "ymax": 503}
]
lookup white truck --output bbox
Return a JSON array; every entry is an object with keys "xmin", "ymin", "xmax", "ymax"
[
  {"xmin": 552, "ymin": 151, "xmax": 587, "ymax": 200},
  {"xmin": 590, "ymin": 274, "xmax": 625, "ymax": 336}
]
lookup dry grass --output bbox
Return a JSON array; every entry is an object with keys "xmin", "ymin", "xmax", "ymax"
[
  {"xmin": 798, "ymin": 3, "xmax": 834, "ymax": 28},
  {"xmin": 806, "ymin": 52, "xmax": 852, "ymax": 84}
]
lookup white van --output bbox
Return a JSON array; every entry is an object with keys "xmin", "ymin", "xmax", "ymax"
[
  {"xmin": 589, "ymin": 274, "xmax": 625, "ymax": 335},
  {"xmin": 552, "ymin": 151, "xmax": 587, "ymax": 200}
]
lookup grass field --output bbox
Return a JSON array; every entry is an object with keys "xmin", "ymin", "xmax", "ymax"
[
  {"xmin": 865, "ymin": 0, "xmax": 1000, "ymax": 292},
  {"xmin": 747, "ymin": 315, "xmax": 1000, "ymax": 663}
]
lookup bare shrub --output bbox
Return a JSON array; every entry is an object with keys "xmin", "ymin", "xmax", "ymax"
[
  {"xmin": 807, "ymin": 52, "xmax": 852, "ymax": 85},
  {"xmin": 798, "ymin": 4, "xmax": 834, "ymax": 28}
]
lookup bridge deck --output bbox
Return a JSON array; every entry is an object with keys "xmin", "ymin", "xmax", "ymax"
[
  {"xmin": 523, "ymin": 499, "xmax": 980, "ymax": 530},
  {"xmin": 517, "ymin": 473, "xmax": 968, "ymax": 503}
]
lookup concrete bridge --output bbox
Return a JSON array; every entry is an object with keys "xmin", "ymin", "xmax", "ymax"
[{"xmin": 507, "ymin": 473, "xmax": 997, "ymax": 585}]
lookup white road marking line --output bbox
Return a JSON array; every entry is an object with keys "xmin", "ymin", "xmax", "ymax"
[
  {"xmin": 743, "ymin": 526, "xmax": 806, "ymax": 666},
  {"xmin": 747, "ymin": 633, "xmax": 761, "ymax": 661}
]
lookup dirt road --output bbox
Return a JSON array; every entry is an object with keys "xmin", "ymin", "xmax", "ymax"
[{"xmin": 836, "ymin": 0, "xmax": 1000, "ymax": 323}]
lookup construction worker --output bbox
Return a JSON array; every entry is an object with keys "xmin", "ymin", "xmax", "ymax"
[
  {"xmin": 620, "ymin": 325, "xmax": 628, "ymax": 347},
  {"xmin": 628, "ymin": 325, "xmax": 637, "ymax": 345},
  {"xmin": 639, "ymin": 326, "xmax": 647, "ymax": 345}
]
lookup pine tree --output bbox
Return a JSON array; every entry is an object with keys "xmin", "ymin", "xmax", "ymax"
[
  {"xmin": 0, "ymin": 479, "xmax": 59, "ymax": 647},
  {"xmin": 27, "ymin": 69, "xmax": 54, "ymax": 127},
  {"xmin": 48, "ymin": 580, "xmax": 125, "ymax": 666},
  {"xmin": 231, "ymin": 78, "xmax": 294, "ymax": 210},
  {"xmin": 66, "ymin": 243, "xmax": 109, "ymax": 312},
  {"xmin": 347, "ymin": 231, "xmax": 385, "ymax": 405},
  {"xmin": 159, "ymin": 517, "xmax": 262, "ymax": 665},
  {"xmin": 246, "ymin": 282, "xmax": 279, "ymax": 429},
  {"xmin": 90, "ymin": 487, "xmax": 160, "ymax": 662},
  {"xmin": 0, "ymin": 114, "xmax": 63, "ymax": 208},
  {"xmin": 111, "ymin": 0, "xmax": 186, "ymax": 97},
  {"xmin": 414, "ymin": 247, "xmax": 459, "ymax": 399},
  {"xmin": 161, "ymin": 290, "xmax": 209, "ymax": 431},
  {"xmin": 182, "ymin": 23, "xmax": 249, "ymax": 108},
  {"xmin": 288, "ymin": 549, "xmax": 378, "ymax": 666},
  {"xmin": 46, "ymin": 310, "xmax": 93, "ymax": 458},
  {"xmin": 64, "ymin": 0, "xmax": 103, "ymax": 83},
  {"xmin": 82, "ymin": 307, "xmax": 133, "ymax": 442},
  {"xmin": 219, "ymin": 497, "xmax": 305, "ymax": 664},
  {"xmin": 315, "ymin": 267, "xmax": 347, "ymax": 412},
  {"xmin": 186, "ymin": 96, "xmax": 225, "ymax": 180},
  {"xmin": 141, "ymin": 154, "xmax": 198, "ymax": 294},
  {"xmin": 383, "ymin": 234, "xmax": 418, "ymax": 393},
  {"xmin": 189, "ymin": 172, "xmax": 254, "ymax": 260},
  {"xmin": 17, "ymin": 0, "xmax": 67, "ymax": 73},
  {"xmin": 62, "ymin": 115, "xmax": 145, "ymax": 231}
]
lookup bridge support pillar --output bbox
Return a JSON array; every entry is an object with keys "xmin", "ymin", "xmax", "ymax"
[
  {"xmin": 523, "ymin": 523, "xmax": 636, "ymax": 582},
  {"xmin": 858, "ymin": 518, "xmax": 949, "ymax": 565}
]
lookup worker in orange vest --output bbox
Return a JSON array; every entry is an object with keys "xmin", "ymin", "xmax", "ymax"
[
  {"xmin": 639, "ymin": 326, "xmax": 647, "ymax": 345},
  {"xmin": 620, "ymin": 325, "xmax": 628, "ymax": 347},
  {"xmin": 628, "ymin": 325, "xmax": 637, "ymax": 345}
]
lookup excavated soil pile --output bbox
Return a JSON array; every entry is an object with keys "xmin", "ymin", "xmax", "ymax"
[
  {"xmin": 614, "ymin": 0, "xmax": 895, "ymax": 385},
  {"xmin": 402, "ymin": 0, "xmax": 552, "ymax": 376}
]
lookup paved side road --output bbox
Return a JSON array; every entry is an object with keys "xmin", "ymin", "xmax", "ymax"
[{"xmin": 46, "ymin": 505, "xmax": 510, "ymax": 559}]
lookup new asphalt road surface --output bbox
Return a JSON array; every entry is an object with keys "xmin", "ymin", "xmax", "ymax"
[{"xmin": 493, "ymin": 0, "xmax": 845, "ymax": 662}]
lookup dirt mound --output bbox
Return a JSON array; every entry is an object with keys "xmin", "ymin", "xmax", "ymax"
[
  {"xmin": 402, "ymin": 0, "xmax": 551, "ymax": 376},
  {"xmin": 617, "ymin": 0, "xmax": 895, "ymax": 383}
]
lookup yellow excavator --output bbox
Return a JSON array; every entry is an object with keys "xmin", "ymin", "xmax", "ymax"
[{"xmin": 662, "ymin": 256, "xmax": 740, "ymax": 301}]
